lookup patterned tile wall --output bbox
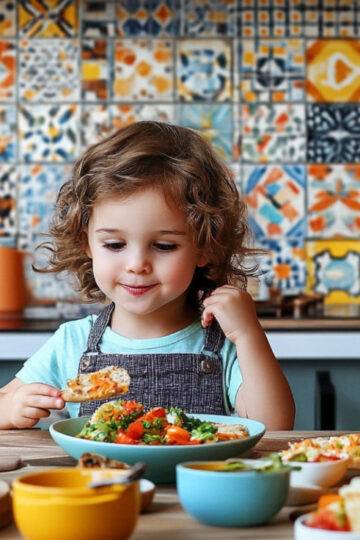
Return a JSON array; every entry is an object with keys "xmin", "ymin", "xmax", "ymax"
[{"xmin": 0, "ymin": 0, "xmax": 360, "ymax": 305}]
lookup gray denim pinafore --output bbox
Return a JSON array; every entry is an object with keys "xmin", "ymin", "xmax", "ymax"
[{"xmin": 78, "ymin": 303, "xmax": 230, "ymax": 416}]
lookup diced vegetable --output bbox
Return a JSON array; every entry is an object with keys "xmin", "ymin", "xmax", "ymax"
[
  {"xmin": 125, "ymin": 420, "xmax": 145, "ymax": 440},
  {"xmin": 306, "ymin": 502, "xmax": 350, "ymax": 531},
  {"xmin": 190, "ymin": 423, "xmax": 217, "ymax": 443},
  {"xmin": 114, "ymin": 431, "xmax": 139, "ymax": 445},
  {"xmin": 318, "ymin": 494, "xmax": 342, "ymax": 509},
  {"xmin": 165, "ymin": 426, "xmax": 191, "ymax": 445}
]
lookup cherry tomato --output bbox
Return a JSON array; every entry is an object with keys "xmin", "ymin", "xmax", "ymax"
[
  {"xmin": 142, "ymin": 407, "xmax": 167, "ymax": 421},
  {"xmin": 306, "ymin": 509, "xmax": 350, "ymax": 531},
  {"xmin": 126, "ymin": 420, "xmax": 145, "ymax": 440},
  {"xmin": 114, "ymin": 431, "xmax": 138, "ymax": 445},
  {"xmin": 165, "ymin": 426, "xmax": 191, "ymax": 445},
  {"xmin": 122, "ymin": 400, "xmax": 144, "ymax": 415}
]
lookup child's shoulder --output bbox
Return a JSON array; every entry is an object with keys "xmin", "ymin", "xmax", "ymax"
[{"xmin": 57, "ymin": 314, "xmax": 96, "ymax": 339}]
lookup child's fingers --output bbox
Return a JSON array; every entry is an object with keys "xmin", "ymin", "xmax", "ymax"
[
  {"xmin": 22, "ymin": 406, "xmax": 51, "ymax": 421},
  {"xmin": 201, "ymin": 308, "xmax": 214, "ymax": 328},
  {"xmin": 14, "ymin": 416, "xmax": 39, "ymax": 429},
  {"xmin": 26, "ymin": 383, "xmax": 62, "ymax": 397},
  {"xmin": 25, "ymin": 394, "xmax": 64, "ymax": 410}
]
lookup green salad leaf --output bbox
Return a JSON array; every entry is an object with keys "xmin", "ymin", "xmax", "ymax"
[{"xmin": 77, "ymin": 421, "xmax": 117, "ymax": 443}]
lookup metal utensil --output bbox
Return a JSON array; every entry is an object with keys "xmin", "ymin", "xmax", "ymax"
[{"xmin": 88, "ymin": 462, "xmax": 146, "ymax": 488}]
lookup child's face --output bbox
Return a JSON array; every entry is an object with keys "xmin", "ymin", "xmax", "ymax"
[{"xmin": 86, "ymin": 187, "xmax": 206, "ymax": 319}]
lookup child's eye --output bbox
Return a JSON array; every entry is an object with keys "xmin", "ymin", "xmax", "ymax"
[
  {"xmin": 154, "ymin": 243, "xmax": 177, "ymax": 251},
  {"xmin": 103, "ymin": 242, "xmax": 125, "ymax": 251}
]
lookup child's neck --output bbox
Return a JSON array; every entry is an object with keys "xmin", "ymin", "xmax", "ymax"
[{"xmin": 109, "ymin": 300, "xmax": 199, "ymax": 339}]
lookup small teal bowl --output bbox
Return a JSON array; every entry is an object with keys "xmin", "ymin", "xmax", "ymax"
[{"xmin": 176, "ymin": 460, "xmax": 290, "ymax": 527}]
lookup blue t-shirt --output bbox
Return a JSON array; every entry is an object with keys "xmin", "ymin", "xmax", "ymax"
[{"xmin": 16, "ymin": 315, "xmax": 242, "ymax": 417}]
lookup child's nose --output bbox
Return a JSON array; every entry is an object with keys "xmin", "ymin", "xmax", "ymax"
[{"xmin": 125, "ymin": 251, "xmax": 151, "ymax": 274}]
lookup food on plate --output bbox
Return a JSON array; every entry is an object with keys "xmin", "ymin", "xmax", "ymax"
[
  {"xmin": 340, "ymin": 477, "xmax": 360, "ymax": 532},
  {"xmin": 305, "ymin": 493, "xmax": 350, "ymax": 532},
  {"xmin": 61, "ymin": 366, "xmax": 130, "ymax": 402},
  {"xmin": 76, "ymin": 401, "xmax": 249, "ymax": 445},
  {"xmin": 78, "ymin": 452, "xmax": 130, "ymax": 469},
  {"xmin": 215, "ymin": 423, "xmax": 250, "ymax": 441},
  {"xmin": 304, "ymin": 477, "xmax": 360, "ymax": 532},
  {"xmin": 280, "ymin": 433, "xmax": 360, "ymax": 468}
]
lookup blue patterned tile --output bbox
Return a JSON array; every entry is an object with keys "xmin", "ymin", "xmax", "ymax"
[
  {"xmin": 18, "ymin": 164, "xmax": 71, "ymax": 249},
  {"xmin": 19, "ymin": 104, "xmax": 79, "ymax": 163},
  {"xmin": 238, "ymin": 38, "xmax": 305, "ymax": 102},
  {"xmin": 307, "ymin": 104, "xmax": 360, "ymax": 163},
  {"xmin": 116, "ymin": 0, "xmax": 180, "ymax": 36},
  {"xmin": 24, "ymin": 238, "xmax": 77, "ymax": 302},
  {"xmin": 182, "ymin": 0, "xmax": 237, "ymax": 37},
  {"xmin": 19, "ymin": 39, "xmax": 80, "ymax": 102},
  {"xmin": 258, "ymin": 237, "xmax": 306, "ymax": 294},
  {"xmin": 177, "ymin": 104, "xmax": 233, "ymax": 159},
  {"xmin": 241, "ymin": 104, "xmax": 306, "ymax": 163},
  {"xmin": 177, "ymin": 39, "xmax": 232, "ymax": 101},
  {"xmin": 243, "ymin": 164, "xmax": 306, "ymax": 240}
]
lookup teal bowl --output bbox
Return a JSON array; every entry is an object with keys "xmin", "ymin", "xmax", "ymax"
[
  {"xmin": 50, "ymin": 415, "xmax": 265, "ymax": 484},
  {"xmin": 176, "ymin": 460, "xmax": 290, "ymax": 527}
]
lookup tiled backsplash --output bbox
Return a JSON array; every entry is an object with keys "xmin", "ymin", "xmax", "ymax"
[{"xmin": 0, "ymin": 0, "xmax": 360, "ymax": 305}]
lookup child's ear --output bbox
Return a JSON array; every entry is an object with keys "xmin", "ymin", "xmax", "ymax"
[
  {"xmin": 82, "ymin": 231, "xmax": 92, "ymax": 259},
  {"xmin": 197, "ymin": 253, "xmax": 208, "ymax": 268}
]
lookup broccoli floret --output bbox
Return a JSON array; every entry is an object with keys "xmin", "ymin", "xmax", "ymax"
[
  {"xmin": 77, "ymin": 421, "xmax": 117, "ymax": 442},
  {"xmin": 190, "ymin": 422, "xmax": 217, "ymax": 442},
  {"xmin": 166, "ymin": 407, "xmax": 187, "ymax": 426}
]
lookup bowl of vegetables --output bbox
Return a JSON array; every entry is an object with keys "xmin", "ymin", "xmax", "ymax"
[
  {"xmin": 280, "ymin": 438, "xmax": 349, "ymax": 488},
  {"xmin": 295, "ymin": 479, "xmax": 360, "ymax": 539},
  {"xmin": 50, "ymin": 400, "xmax": 265, "ymax": 483}
]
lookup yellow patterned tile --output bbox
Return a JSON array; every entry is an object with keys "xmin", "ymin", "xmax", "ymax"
[
  {"xmin": 307, "ymin": 40, "xmax": 360, "ymax": 102},
  {"xmin": 307, "ymin": 240, "xmax": 360, "ymax": 304}
]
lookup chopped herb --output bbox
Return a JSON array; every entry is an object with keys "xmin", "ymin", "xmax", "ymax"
[{"xmin": 143, "ymin": 434, "xmax": 166, "ymax": 445}]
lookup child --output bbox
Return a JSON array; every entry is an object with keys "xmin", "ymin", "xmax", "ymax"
[{"xmin": 0, "ymin": 121, "xmax": 295, "ymax": 430}]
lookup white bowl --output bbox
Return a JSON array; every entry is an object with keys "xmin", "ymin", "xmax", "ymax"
[
  {"xmin": 295, "ymin": 513, "xmax": 360, "ymax": 540},
  {"xmin": 288, "ymin": 458, "xmax": 349, "ymax": 488}
]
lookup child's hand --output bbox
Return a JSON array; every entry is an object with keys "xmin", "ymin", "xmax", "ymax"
[
  {"xmin": 201, "ymin": 285, "xmax": 259, "ymax": 345},
  {"xmin": 9, "ymin": 383, "xmax": 65, "ymax": 429}
]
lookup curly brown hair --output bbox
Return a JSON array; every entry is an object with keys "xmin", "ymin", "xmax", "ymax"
[{"xmin": 37, "ymin": 121, "xmax": 257, "ymax": 304}]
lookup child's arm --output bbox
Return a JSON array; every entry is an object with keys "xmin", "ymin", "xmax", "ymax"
[
  {"xmin": 202, "ymin": 286, "xmax": 295, "ymax": 430},
  {"xmin": 0, "ymin": 378, "xmax": 65, "ymax": 429}
]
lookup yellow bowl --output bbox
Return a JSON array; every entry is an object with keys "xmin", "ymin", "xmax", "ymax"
[{"xmin": 12, "ymin": 468, "xmax": 140, "ymax": 540}]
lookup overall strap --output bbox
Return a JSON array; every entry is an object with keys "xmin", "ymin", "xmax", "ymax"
[
  {"xmin": 202, "ymin": 319, "xmax": 225, "ymax": 357},
  {"xmin": 84, "ymin": 302, "xmax": 115, "ymax": 354}
]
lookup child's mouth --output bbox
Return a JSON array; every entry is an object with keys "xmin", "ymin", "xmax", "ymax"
[{"xmin": 121, "ymin": 284, "xmax": 157, "ymax": 297}]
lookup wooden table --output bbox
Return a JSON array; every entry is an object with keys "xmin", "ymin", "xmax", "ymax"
[{"xmin": 0, "ymin": 430, "xmax": 357, "ymax": 539}]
